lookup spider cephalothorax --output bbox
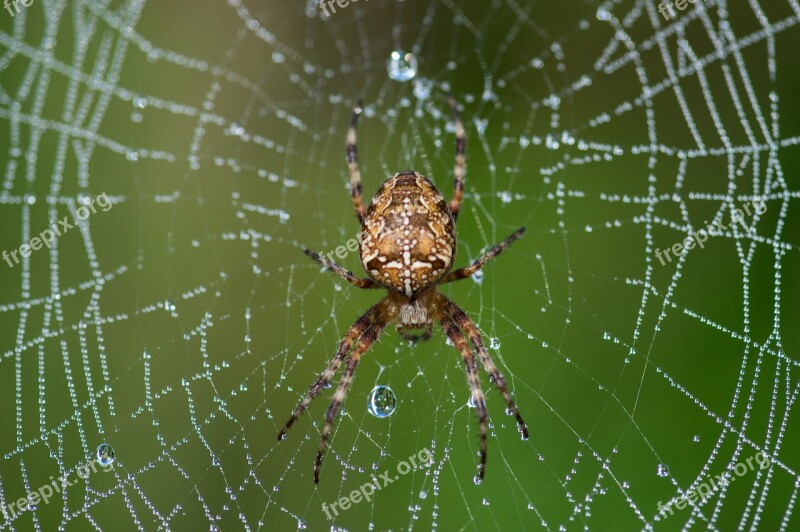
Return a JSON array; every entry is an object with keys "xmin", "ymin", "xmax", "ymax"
[{"xmin": 279, "ymin": 96, "xmax": 529, "ymax": 485}]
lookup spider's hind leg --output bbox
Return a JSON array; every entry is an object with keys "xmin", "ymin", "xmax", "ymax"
[
  {"xmin": 347, "ymin": 99, "xmax": 367, "ymax": 222},
  {"xmin": 304, "ymin": 248, "xmax": 378, "ymax": 289},
  {"xmin": 443, "ymin": 227, "xmax": 525, "ymax": 284},
  {"xmin": 447, "ymin": 94, "xmax": 467, "ymax": 221}
]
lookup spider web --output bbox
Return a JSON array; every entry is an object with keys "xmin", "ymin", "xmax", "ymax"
[{"xmin": 1, "ymin": 0, "xmax": 799, "ymax": 529}]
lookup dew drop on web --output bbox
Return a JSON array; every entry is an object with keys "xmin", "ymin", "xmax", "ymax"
[
  {"xmin": 367, "ymin": 385, "xmax": 397, "ymax": 418},
  {"xmin": 96, "ymin": 443, "xmax": 116, "ymax": 467},
  {"xmin": 387, "ymin": 51, "xmax": 417, "ymax": 82},
  {"xmin": 413, "ymin": 78, "xmax": 433, "ymax": 100}
]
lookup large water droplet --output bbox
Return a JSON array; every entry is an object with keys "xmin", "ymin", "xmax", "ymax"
[
  {"xmin": 96, "ymin": 443, "xmax": 116, "ymax": 466},
  {"xmin": 387, "ymin": 51, "xmax": 417, "ymax": 82},
  {"xmin": 656, "ymin": 464, "xmax": 669, "ymax": 477},
  {"xmin": 367, "ymin": 386, "xmax": 397, "ymax": 418},
  {"xmin": 489, "ymin": 337, "xmax": 501, "ymax": 349}
]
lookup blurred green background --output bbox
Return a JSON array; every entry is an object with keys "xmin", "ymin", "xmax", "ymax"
[{"xmin": 1, "ymin": 0, "xmax": 798, "ymax": 529}]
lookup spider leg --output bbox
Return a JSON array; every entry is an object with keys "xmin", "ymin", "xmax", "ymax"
[
  {"xmin": 440, "ymin": 312, "xmax": 488, "ymax": 482},
  {"xmin": 443, "ymin": 227, "xmax": 525, "ymax": 284},
  {"xmin": 447, "ymin": 94, "xmax": 467, "ymax": 221},
  {"xmin": 277, "ymin": 302, "xmax": 383, "ymax": 441},
  {"xmin": 347, "ymin": 99, "xmax": 367, "ymax": 222},
  {"xmin": 445, "ymin": 299, "xmax": 529, "ymax": 440},
  {"xmin": 304, "ymin": 248, "xmax": 378, "ymax": 289},
  {"xmin": 315, "ymin": 316, "xmax": 390, "ymax": 483},
  {"xmin": 397, "ymin": 322, "xmax": 433, "ymax": 343}
]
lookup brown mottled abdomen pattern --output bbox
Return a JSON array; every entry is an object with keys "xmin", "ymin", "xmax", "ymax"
[{"xmin": 359, "ymin": 172, "xmax": 456, "ymax": 297}]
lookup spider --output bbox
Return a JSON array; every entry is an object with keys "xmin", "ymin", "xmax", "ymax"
[{"xmin": 278, "ymin": 95, "xmax": 528, "ymax": 484}]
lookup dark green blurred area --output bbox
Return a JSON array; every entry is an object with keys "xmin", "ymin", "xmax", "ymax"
[{"xmin": 0, "ymin": 0, "xmax": 798, "ymax": 530}]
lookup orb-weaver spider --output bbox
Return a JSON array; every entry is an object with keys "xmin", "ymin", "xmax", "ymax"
[{"xmin": 279, "ymin": 96, "xmax": 528, "ymax": 484}]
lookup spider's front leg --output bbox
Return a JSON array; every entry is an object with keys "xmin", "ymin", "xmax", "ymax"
[
  {"xmin": 439, "ymin": 312, "xmax": 489, "ymax": 482},
  {"xmin": 445, "ymin": 299, "xmax": 529, "ymax": 441},
  {"xmin": 277, "ymin": 301, "xmax": 382, "ymax": 441},
  {"xmin": 315, "ymin": 316, "xmax": 389, "ymax": 482}
]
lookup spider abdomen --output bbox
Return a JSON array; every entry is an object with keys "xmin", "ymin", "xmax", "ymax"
[{"xmin": 359, "ymin": 171, "xmax": 456, "ymax": 297}]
